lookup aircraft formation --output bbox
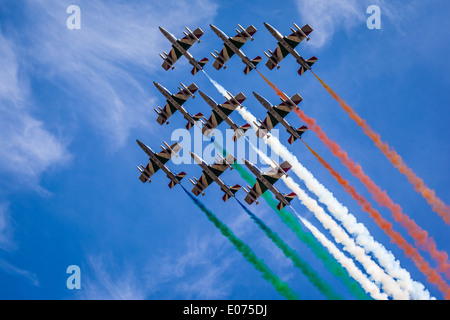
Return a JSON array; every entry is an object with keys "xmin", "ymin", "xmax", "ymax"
[{"xmin": 139, "ymin": 23, "xmax": 315, "ymax": 210}]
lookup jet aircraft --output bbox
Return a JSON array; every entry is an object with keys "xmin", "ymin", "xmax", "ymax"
[
  {"xmin": 253, "ymin": 91, "xmax": 308, "ymax": 144},
  {"xmin": 159, "ymin": 26, "xmax": 209, "ymax": 75},
  {"xmin": 209, "ymin": 24, "xmax": 262, "ymax": 74},
  {"xmin": 153, "ymin": 81, "xmax": 203, "ymax": 130},
  {"xmin": 263, "ymin": 22, "xmax": 317, "ymax": 75},
  {"xmin": 136, "ymin": 139, "xmax": 186, "ymax": 189},
  {"xmin": 198, "ymin": 91, "xmax": 251, "ymax": 141},
  {"xmin": 190, "ymin": 152, "xmax": 241, "ymax": 202},
  {"xmin": 242, "ymin": 159, "xmax": 296, "ymax": 210}
]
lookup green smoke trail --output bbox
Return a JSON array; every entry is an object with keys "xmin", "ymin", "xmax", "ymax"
[
  {"xmin": 180, "ymin": 184, "xmax": 300, "ymax": 300},
  {"xmin": 231, "ymin": 162, "xmax": 371, "ymax": 300},
  {"xmin": 234, "ymin": 198, "xmax": 343, "ymax": 300},
  {"xmin": 202, "ymin": 74, "xmax": 370, "ymax": 299}
]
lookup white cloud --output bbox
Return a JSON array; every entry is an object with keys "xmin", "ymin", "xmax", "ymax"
[
  {"xmin": 152, "ymin": 233, "xmax": 234, "ymax": 299},
  {"xmin": 295, "ymin": 0, "xmax": 365, "ymax": 48},
  {"xmin": 25, "ymin": 0, "xmax": 218, "ymax": 147},
  {"xmin": 0, "ymin": 203, "xmax": 13, "ymax": 251},
  {"xmin": 0, "ymin": 258, "xmax": 40, "ymax": 287},
  {"xmin": 81, "ymin": 254, "xmax": 147, "ymax": 300},
  {"xmin": 295, "ymin": 0, "xmax": 417, "ymax": 48},
  {"xmin": 81, "ymin": 233, "xmax": 234, "ymax": 300},
  {"xmin": 0, "ymin": 32, "xmax": 70, "ymax": 189}
]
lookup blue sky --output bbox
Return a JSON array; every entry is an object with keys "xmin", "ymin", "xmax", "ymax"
[{"xmin": 0, "ymin": 0, "xmax": 448, "ymax": 299}]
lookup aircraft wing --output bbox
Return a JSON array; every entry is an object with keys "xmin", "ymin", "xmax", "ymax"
[
  {"xmin": 161, "ymin": 46, "xmax": 183, "ymax": 71},
  {"xmin": 229, "ymin": 25, "xmax": 257, "ymax": 48},
  {"xmin": 263, "ymin": 160, "xmax": 292, "ymax": 181},
  {"xmin": 156, "ymin": 83, "xmax": 199, "ymax": 125},
  {"xmin": 244, "ymin": 178, "xmax": 269, "ymax": 205},
  {"xmin": 210, "ymin": 154, "xmax": 236, "ymax": 172},
  {"xmin": 138, "ymin": 159, "xmax": 159, "ymax": 183},
  {"xmin": 155, "ymin": 142, "xmax": 182, "ymax": 162},
  {"xmin": 212, "ymin": 25, "xmax": 257, "ymax": 70},
  {"xmin": 265, "ymin": 24, "xmax": 312, "ymax": 70},
  {"xmin": 191, "ymin": 171, "xmax": 214, "ymax": 196},
  {"xmin": 285, "ymin": 24, "xmax": 313, "ymax": 47},
  {"xmin": 161, "ymin": 28, "xmax": 204, "ymax": 70},
  {"xmin": 178, "ymin": 27, "xmax": 204, "ymax": 47}
]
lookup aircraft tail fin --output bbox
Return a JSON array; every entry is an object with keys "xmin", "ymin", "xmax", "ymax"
[
  {"xmin": 244, "ymin": 56, "xmax": 262, "ymax": 75},
  {"xmin": 185, "ymin": 112, "xmax": 204, "ymax": 130},
  {"xmin": 232, "ymin": 123, "xmax": 251, "ymax": 142},
  {"xmin": 191, "ymin": 57, "xmax": 209, "ymax": 75},
  {"xmin": 298, "ymin": 56, "xmax": 318, "ymax": 76},
  {"xmin": 288, "ymin": 125, "xmax": 308, "ymax": 144},
  {"xmin": 276, "ymin": 192, "xmax": 297, "ymax": 210},
  {"xmin": 222, "ymin": 184, "xmax": 241, "ymax": 202},
  {"xmin": 168, "ymin": 172, "xmax": 186, "ymax": 189},
  {"xmin": 306, "ymin": 56, "xmax": 318, "ymax": 67}
]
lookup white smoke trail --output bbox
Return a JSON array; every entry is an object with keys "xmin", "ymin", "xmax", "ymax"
[
  {"xmin": 297, "ymin": 214, "xmax": 388, "ymax": 300},
  {"xmin": 274, "ymin": 142, "xmax": 433, "ymax": 299},
  {"xmin": 240, "ymin": 106, "xmax": 432, "ymax": 299},
  {"xmin": 234, "ymin": 105, "xmax": 410, "ymax": 300},
  {"xmin": 203, "ymin": 73, "xmax": 424, "ymax": 299}
]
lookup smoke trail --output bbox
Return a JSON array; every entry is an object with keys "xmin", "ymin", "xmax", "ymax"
[
  {"xmin": 235, "ymin": 114, "xmax": 432, "ymax": 299},
  {"xmin": 204, "ymin": 72, "xmax": 372, "ymax": 299},
  {"xmin": 231, "ymin": 161, "xmax": 371, "ymax": 300},
  {"xmin": 300, "ymin": 138, "xmax": 450, "ymax": 299},
  {"xmin": 202, "ymin": 70, "xmax": 232, "ymax": 100},
  {"xmin": 255, "ymin": 69, "xmax": 449, "ymax": 288},
  {"xmin": 297, "ymin": 215, "xmax": 387, "ymax": 300},
  {"xmin": 234, "ymin": 198, "xmax": 343, "ymax": 300},
  {"xmin": 258, "ymin": 134, "xmax": 432, "ymax": 298},
  {"xmin": 294, "ymin": 106, "xmax": 450, "ymax": 279},
  {"xmin": 180, "ymin": 184, "xmax": 300, "ymax": 300},
  {"xmin": 236, "ymin": 105, "xmax": 409, "ymax": 299},
  {"xmin": 204, "ymin": 73, "xmax": 396, "ymax": 298},
  {"xmin": 312, "ymin": 71, "xmax": 450, "ymax": 225}
]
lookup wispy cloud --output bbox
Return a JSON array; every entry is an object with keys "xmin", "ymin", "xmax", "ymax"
[
  {"xmin": 0, "ymin": 32, "xmax": 70, "ymax": 191},
  {"xmin": 25, "ymin": 0, "xmax": 218, "ymax": 147},
  {"xmin": 81, "ymin": 232, "xmax": 235, "ymax": 300},
  {"xmin": 295, "ymin": 0, "xmax": 415, "ymax": 48},
  {"xmin": 152, "ymin": 232, "xmax": 234, "ymax": 299},
  {"xmin": 81, "ymin": 254, "xmax": 147, "ymax": 300},
  {"xmin": 295, "ymin": 0, "xmax": 364, "ymax": 48},
  {"xmin": 0, "ymin": 257, "xmax": 40, "ymax": 287},
  {"xmin": 0, "ymin": 203, "xmax": 14, "ymax": 251}
]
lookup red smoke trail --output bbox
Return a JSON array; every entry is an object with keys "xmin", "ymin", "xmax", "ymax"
[
  {"xmin": 294, "ymin": 107, "xmax": 450, "ymax": 279},
  {"xmin": 300, "ymin": 138, "xmax": 450, "ymax": 299},
  {"xmin": 256, "ymin": 70, "xmax": 450, "ymax": 281},
  {"xmin": 311, "ymin": 71, "xmax": 450, "ymax": 225}
]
